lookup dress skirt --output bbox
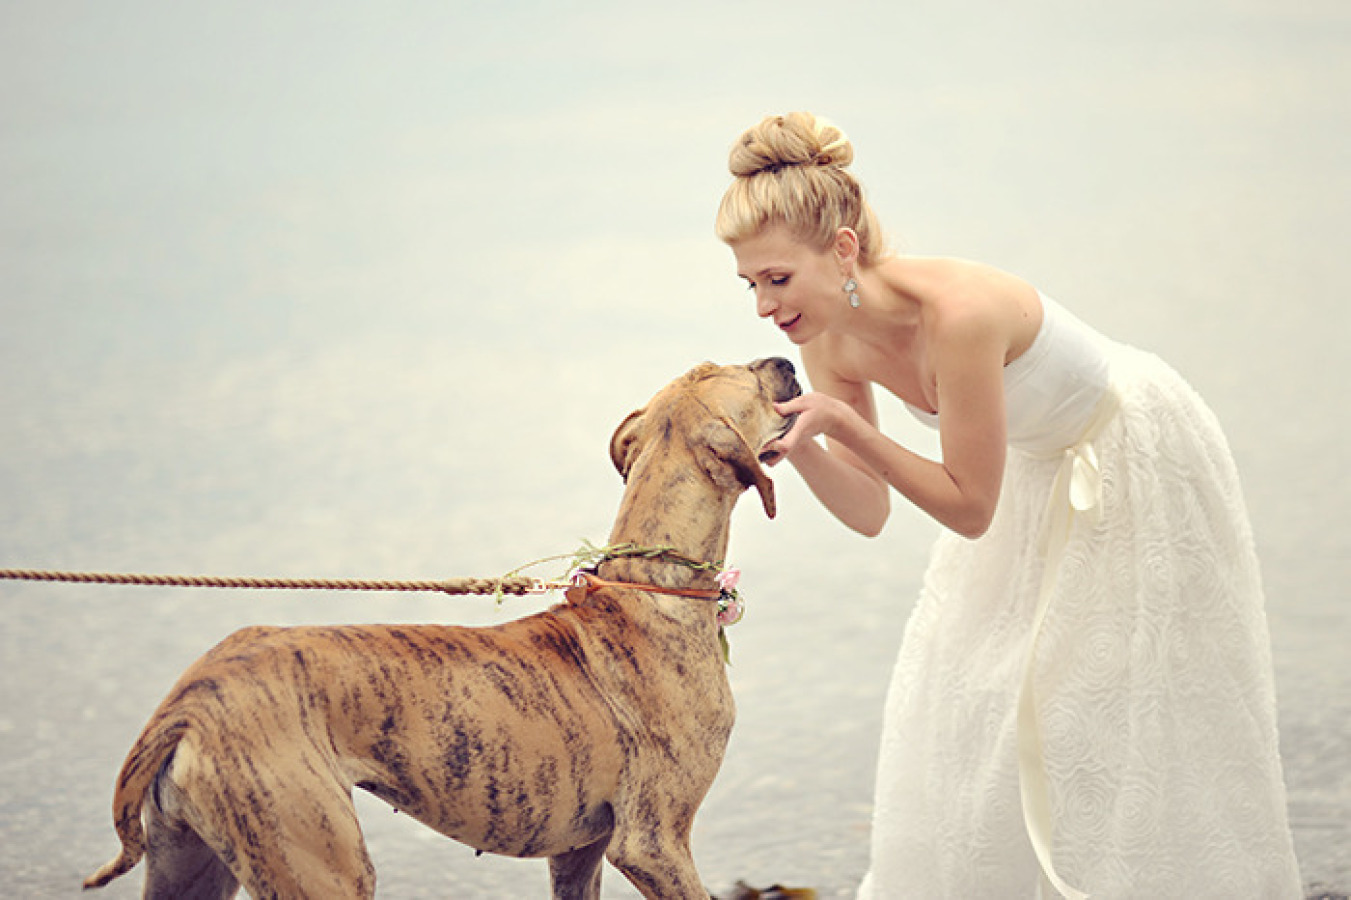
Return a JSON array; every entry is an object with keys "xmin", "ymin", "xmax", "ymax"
[{"xmin": 857, "ymin": 345, "xmax": 1302, "ymax": 899}]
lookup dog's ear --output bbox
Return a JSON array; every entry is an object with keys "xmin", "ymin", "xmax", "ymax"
[
  {"xmin": 700, "ymin": 418, "xmax": 777, "ymax": 519},
  {"xmin": 609, "ymin": 408, "xmax": 646, "ymax": 481}
]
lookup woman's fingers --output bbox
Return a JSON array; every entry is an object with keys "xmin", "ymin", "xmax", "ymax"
[{"xmin": 765, "ymin": 394, "xmax": 830, "ymax": 463}]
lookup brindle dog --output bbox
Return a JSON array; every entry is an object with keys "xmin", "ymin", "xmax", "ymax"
[{"xmin": 84, "ymin": 358, "xmax": 801, "ymax": 900}]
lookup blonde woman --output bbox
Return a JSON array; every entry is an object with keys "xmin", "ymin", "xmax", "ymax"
[{"xmin": 716, "ymin": 112, "xmax": 1302, "ymax": 899}]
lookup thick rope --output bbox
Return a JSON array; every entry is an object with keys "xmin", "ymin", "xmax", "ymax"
[
  {"xmin": 0, "ymin": 569, "xmax": 543, "ymax": 596},
  {"xmin": 0, "ymin": 544, "xmax": 726, "ymax": 601}
]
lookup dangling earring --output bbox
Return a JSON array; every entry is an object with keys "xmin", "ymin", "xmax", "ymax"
[{"xmin": 844, "ymin": 277, "xmax": 861, "ymax": 308}]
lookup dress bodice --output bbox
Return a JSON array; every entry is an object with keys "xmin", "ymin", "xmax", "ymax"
[{"xmin": 904, "ymin": 293, "xmax": 1112, "ymax": 455}]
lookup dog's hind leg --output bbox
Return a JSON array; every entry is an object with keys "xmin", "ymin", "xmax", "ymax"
[
  {"xmin": 548, "ymin": 834, "xmax": 610, "ymax": 900},
  {"xmin": 142, "ymin": 772, "xmax": 239, "ymax": 900},
  {"xmin": 161, "ymin": 737, "xmax": 376, "ymax": 899}
]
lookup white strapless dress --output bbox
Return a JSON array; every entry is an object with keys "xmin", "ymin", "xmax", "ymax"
[{"xmin": 857, "ymin": 297, "xmax": 1302, "ymax": 899}]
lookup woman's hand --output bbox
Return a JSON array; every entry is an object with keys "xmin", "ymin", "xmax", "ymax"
[
  {"xmin": 759, "ymin": 388, "xmax": 892, "ymax": 536},
  {"xmin": 761, "ymin": 391, "xmax": 847, "ymax": 465}
]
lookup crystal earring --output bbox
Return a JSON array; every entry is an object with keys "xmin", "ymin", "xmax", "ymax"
[{"xmin": 844, "ymin": 277, "xmax": 861, "ymax": 308}]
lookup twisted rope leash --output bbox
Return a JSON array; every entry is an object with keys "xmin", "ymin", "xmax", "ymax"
[
  {"xmin": 0, "ymin": 544, "xmax": 725, "ymax": 599},
  {"xmin": 0, "ymin": 569, "xmax": 546, "ymax": 596},
  {"xmin": 0, "ymin": 542, "xmax": 747, "ymax": 661}
]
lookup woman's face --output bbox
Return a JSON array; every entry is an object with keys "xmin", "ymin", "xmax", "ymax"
[{"xmin": 730, "ymin": 224, "xmax": 844, "ymax": 345}]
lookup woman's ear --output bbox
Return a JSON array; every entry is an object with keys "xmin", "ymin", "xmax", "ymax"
[{"xmin": 833, "ymin": 227, "xmax": 860, "ymax": 270}]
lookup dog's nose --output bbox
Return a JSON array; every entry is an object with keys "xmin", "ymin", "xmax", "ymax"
[
  {"xmin": 751, "ymin": 357, "xmax": 801, "ymax": 401},
  {"xmin": 752, "ymin": 357, "xmax": 795, "ymax": 377}
]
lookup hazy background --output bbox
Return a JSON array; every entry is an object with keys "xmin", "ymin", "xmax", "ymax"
[{"xmin": 1, "ymin": 0, "xmax": 1346, "ymax": 896}]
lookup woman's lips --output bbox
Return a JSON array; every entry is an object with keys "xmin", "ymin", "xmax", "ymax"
[{"xmin": 778, "ymin": 313, "xmax": 802, "ymax": 333}]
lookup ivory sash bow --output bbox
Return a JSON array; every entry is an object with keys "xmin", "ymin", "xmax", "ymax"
[{"xmin": 1017, "ymin": 385, "xmax": 1122, "ymax": 900}]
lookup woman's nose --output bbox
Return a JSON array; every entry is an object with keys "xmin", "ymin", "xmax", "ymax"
[{"xmin": 755, "ymin": 289, "xmax": 776, "ymax": 319}]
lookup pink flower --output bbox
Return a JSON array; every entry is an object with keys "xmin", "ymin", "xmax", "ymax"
[
  {"xmin": 715, "ymin": 567, "xmax": 741, "ymax": 592},
  {"xmin": 717, "ymin": 595, "xmax": 744, "ymax": 627}
]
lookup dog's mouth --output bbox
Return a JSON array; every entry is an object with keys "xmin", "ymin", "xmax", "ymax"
[
  {"xmin": 751, "ymin": 357, "xmax": 802, "ymax": 463},
  {"xmin": 757, "ymin": 412, "xmax": 799, "ymax": 464}
]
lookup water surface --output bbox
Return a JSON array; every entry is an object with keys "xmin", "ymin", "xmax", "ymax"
[{"xmin": 1, "ymin": 1, "xmax": 1346, "ymax": 895}]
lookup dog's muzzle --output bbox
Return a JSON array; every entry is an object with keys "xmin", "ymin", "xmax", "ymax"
[
  {"xmin": 752, "ymin": 357, "xmax": 802, "ymax": 461},
  {"xmin": 752, "ymin": 357, "xmax": 801, "ymax": 401}
]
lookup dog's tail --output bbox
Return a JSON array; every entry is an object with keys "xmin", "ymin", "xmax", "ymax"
[{"xmin": 82, "ymin": 711, "xmax": 193, "ymax": 890}]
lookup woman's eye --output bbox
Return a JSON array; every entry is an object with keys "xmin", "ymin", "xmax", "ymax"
[{"xmin": 770, "ymin": 275, "xmax": 789, "ymax": 286}]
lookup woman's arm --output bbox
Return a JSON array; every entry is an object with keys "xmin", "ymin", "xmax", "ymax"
[
  {"xmin": 770, "ymin": 308, "xmax": 1009, "ymax": 539},
  {"xmin": 775, "ymin": 374, "xmax": 893, "ymax": 537}
]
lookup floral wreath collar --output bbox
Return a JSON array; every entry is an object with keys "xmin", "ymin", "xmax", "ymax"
[{"xmin": 501, "ymin": 541, "xmax": 746, "ymax": 662}]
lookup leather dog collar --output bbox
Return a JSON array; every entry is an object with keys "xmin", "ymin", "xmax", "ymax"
[{"xmin": 563, "ymin": 571, "xmax": 722, "ymax": 605}]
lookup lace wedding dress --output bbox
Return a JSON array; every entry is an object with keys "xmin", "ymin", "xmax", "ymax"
[{"xmin": 857, "ymin": 298, "xmax": 1302, "ymax": 899}]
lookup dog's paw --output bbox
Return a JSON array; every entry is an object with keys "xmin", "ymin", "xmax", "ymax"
[{"xmin": 716, "ymin": 880, "xmax": 818, "ymax": 900}]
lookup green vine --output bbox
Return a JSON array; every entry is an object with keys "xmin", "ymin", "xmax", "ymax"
[
  {"xmin": 494, "ymin": 540, "xmax": 743, "ymax": 664},
  {"xmin": 495, "ymin": 539, "xmax": 723, "ymax": 602}
]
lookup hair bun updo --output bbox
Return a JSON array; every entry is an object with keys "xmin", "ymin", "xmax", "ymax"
[
  {"xmin": 727, "ymin": 111, "xmax": 855, "ymax": 178},
  {"xmin": 716, "ymin": 111, "xmax": 886, "ymax": 266}
]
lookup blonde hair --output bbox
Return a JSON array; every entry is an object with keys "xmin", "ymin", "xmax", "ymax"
[{"xmin": 715, "ymin": 112, "xmax": 887, "ymax": 265}]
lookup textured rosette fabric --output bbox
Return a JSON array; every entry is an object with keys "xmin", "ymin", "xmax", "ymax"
[{"xmin": 858, "ymin": 346, "xmax": 1302, "ymax": 899}]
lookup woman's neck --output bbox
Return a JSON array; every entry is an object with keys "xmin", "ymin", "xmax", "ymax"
[{"xmin": 840, "ymin": 256, "xmax": 926, "ymax": 346}]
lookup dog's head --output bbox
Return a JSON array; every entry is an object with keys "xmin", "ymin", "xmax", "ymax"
[{"xmin": 609, "ymin": 358, "xmax": 801, "ymax": 518}]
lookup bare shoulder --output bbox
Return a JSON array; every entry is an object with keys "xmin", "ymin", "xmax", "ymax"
[
  {"xmin": 908, "ymin": 257, "xmax": 1041, "ymax": 359},
  {"xmin": 909, "ymin": 257, "xmax": 1035, "ymax": 306}
]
